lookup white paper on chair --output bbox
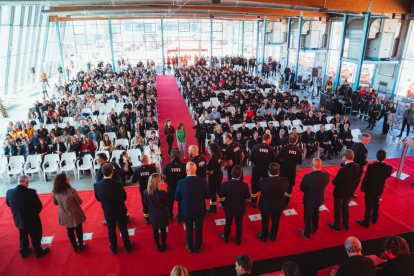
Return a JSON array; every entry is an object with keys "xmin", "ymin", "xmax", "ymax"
[
  {"xmin": 183, "ymin": 223, "xmax": 195, "ymax": 230},
  {"xmin": 120, "ymin": 228, "xmax": 136, "ymax": 237},
  {"xmin": 348, "ymin": 200, "xmax": 358, "ymax": 206},
  {"xmin": 248, "ymin": 214, "xmax": 262, "ymax": 221},
  {"xmin": 41, "ymin": 236, "xmax": 54, "ymax": 245},
  {"xmin": 283, "ymin": 209, "xmax": 298, "ymax": 216},
  {"xmin": 215, "ymin": 219, "xmax": 226, "ymax": 226},
  {"xmin": 160, "ymin": 227, "xmax": 169, "ymax": 233},
  {"xmin": 319, "ymin": 204, "xmax": 329, "ymax": 212}
]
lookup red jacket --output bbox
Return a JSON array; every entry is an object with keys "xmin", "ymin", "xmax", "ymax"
[{"xmin": 82, "ymin": 141, "xmax": 96, "ymax": 152}]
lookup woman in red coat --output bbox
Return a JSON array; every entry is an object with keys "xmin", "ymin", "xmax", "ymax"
[{"xmin": 79, "ymin": 136, "xmax": 96, "ymax": 162}]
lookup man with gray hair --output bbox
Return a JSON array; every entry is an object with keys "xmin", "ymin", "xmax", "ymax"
[
  {"xmin": 6, "ymin": 175, "xmax": 50, "ymax": 259},
  {"xmin": 333, "ymin": 237, "xmax": 375, "ymax": 276}
]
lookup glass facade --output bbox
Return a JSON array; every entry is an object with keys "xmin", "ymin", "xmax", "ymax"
[{"xmin": 396, "ymin": 21, "xmax": 414, "ymax": 98}]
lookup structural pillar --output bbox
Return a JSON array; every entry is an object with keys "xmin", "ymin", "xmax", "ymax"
[
  {"xmin": 334, "ymin": 14, "xmax": 348, "ymax": 93},
  {"xmin": 286, "ymin": 18, "xmax": 292, "ymax": 67},
  {"xmin": 255, "ymin": 20, "xmax": 260, "ymax": 74},
  {"xmin": 161, "ymin": 18, "xmax": 165, "ymax": 75},
  {"xmin": 108, "ymin": 18, "xmax": 116, "ymax": 70},
  {"xmin": 241, "ymin": 20, "xmax": 245, "ymax": 56},
  {"xmin": 294, "ymin": 16, "xmax": 303, "ymax": 83},
  {"xmin": 353, "ymin": 12, "xmax": 371, "ymax": 91},
  {"xmin": 54, "ymin": 17, "xmax": 66, "ymax": 81},
  {"xmin": 210, "ymin": 18, "xmax": 213, "ymax": 60},
  {"xmin": 261, "ymin": 17, "xmax": 267, "ymax": 72},
  {"xmin": 4, "ymin": 7, "xmax": 15, "ymax": 95},
  {"xmin": 322, "ymin": 21, "xmax": 332, "ymax": 85}
]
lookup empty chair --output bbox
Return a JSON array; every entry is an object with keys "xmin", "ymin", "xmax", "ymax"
[
  {"xmin": 269, "ymin": 121, "xmax": 280, "ymax": 127},
  {"xmin": 313, "ymin": 124, "xmax": 322, "ymax": 132},
  {"xmin": 104, "ymin": 132, "xmax": 117, "ymax": 142},
  {"xmin": 58, "ymin": 123, "xmax": 66, "ymax": 129},
  {"xmin": 326, "ymin": 116, "xmax": 334, "ymax": 123},
  {"xmin": 0, "ymin": 156, "xmax": 9, "ymax": 184},
  {"xmin": 107, "ymin": 99, "xmax": 116, "ymax": 105},
  {"xmin": 45, "ymin": 124, "xmax": 55, "ymax": 132},
  {"xmin": 325, "ymin": 124, "xmax": 333, "ymax": 131},
  {"xmin": 258, "ymin": 122, "xmax": 267, "ymax": 128},
  {"xmin": 6, "ymin": 156, "xmax": 25, "ymax": 184},
  {"xmin": 115, "ymin": 139, "xmax": 129, "ymax": 150},
  {"xmin": 76, "ymin": 154, "xmax": 95, "ymax": 180},
  {"xmin": 23, "ymin": 155, "xmax": 43, "ymax": 181},
  {"xmin": 283, "ymin": 120, "xmax": 292, "ymax": 127},
  {"xmin": 246, "ymin": 123, "xmax": 256, "ymax": 129},
  {"xmin": 227, "ymin": 106, "xmax": 235, "ymax": 112},
  {"xmin": 292, "ymin": 120, "xmax": 302, "ymax": 127},
  {"xmin": 98, "ymin": 115, "xmax": 107, "ymax": 123},
  {"xmin": 351, "ymin": 129, "xmax": 362, "ymax": 142},
  {"xmin": 59, "ymin": 152, "xmax": 78, "ymax": 179},
  {"xmin": 202, "ymin": 102, "xmax": 211, "ymax": 108},
  {"xmin": 127, "ymin": 149, "xmax": 141, "ymax": 168},
  {"xmin": 81, "ymin": 108, "xmax": 91, "ymax": 115},
  {"xmin": 42, "ymin": 154, "xmax": 61, "ymax": 181},
  {"xmin": 233, "ymin": 124, "xmax": 242, "ymax": 130},
  {"xmin": 62, "ymin": 117, "xmax": 74, "ymax": 123}
]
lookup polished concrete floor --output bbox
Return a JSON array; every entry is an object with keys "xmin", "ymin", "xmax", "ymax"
[{"xmin": 0, "ymin": 70, "xmax": 412, "ymax": 196}]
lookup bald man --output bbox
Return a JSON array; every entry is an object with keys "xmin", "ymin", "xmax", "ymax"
[
  {"xmin": 299, "ymin": 158, "xmax": 330, "ymax": 240},
  {"xmin": 175, "ymin": 162, "xmax": 211, "ymax": 254}
]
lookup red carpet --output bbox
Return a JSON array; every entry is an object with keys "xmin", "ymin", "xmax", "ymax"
[
  {"xmin": 156, "ymin": 75, "xmax": 198, "ymax": 163},
  {"xmin": 1, "ymin": 157, "xmax": 414, "ymax": 276}
]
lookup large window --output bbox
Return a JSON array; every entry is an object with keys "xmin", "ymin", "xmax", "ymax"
[
  {"xmin": 326, "ymin": 22, "xmax": 343, "ymax": 79},
  {"xmin": 396, "ymin": 21, "xmax": 414, "ymax": 98}
]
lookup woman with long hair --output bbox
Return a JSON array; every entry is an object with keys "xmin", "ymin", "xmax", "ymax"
[
  {"xmin": 131, "ymin": 131, "xmax": 144, "ymax": 151},
  {"xmin": 176, "ymin": 123, "xmax": 187, "ymax": 159},
  {"xmin": 206, "ymin": 143, "xmax": 224, "ymax": 213},
  {"xmin": 164, "ymin": 119, "xmax": 175, "ymax": 155},
  {"xmin": 119, "ymin": 151, "xmax": 133, "ymax": 186},
  {"xmin": 52, "ymin": 173, "xmax": 86, "ymax": 252},
  {"xmin": 100, "ymin": 134, "xmax": 114, "ymax": 153},
  {"xmin": 144, "ymin": 173, "xmax": 169, "ymax": 252}
]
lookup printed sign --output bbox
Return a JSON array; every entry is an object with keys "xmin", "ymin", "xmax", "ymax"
[
  {"xmin": 283, "ymin": 209, "xmax": 298, "ymax": 216},
  {"xmin": 348, "ymin": 200, "xmax": 358, "ymax": 206},
  {"xmin": 215, "ymin": 219, "xmax": 226, "ymax": 226},
  {"xmin": 319, "ymin": 204, "xmax": 329, "ymax": 212},
  {"xmin": 248, "ymin": 214, "xmax": 262, "ymax": 221},
  {"xmin": 120, "ymin": 228, "xmax": 136, "ymax": 237},
  {"xmin": 41, "ymin": 236, "xmax": 54, "ymax": 245}
]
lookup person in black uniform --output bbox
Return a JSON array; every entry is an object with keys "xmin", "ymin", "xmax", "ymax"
[
  {"xmin": 189, "ymin": 145, "xmax": 207, "ymax": 179},
  {"xmin": 223, "ymin": 132, "xmax": 244, "ymax": 181},
  {"xmin": 248, "ymin": 133, "xmax": 276, "ymax": 208},
  {"xmin": 256, "ymin": 163, "xmax": 288, "ymax": 242},
  {"xmin": 315, "ymin": 125, "xmax": 333, "ymax": 161},
  {"xmin": 335, "ymin": 237, "xmax": 375, "ymax": 276},
  {"xmin": 206, "ymin": 143, "xmax": 224, "ymax": 213},
  {"xmin": 131, "ymin": 155, "xmax": 157, "ymax": 224},
  {"xmin": 6, "ymin": 175, "xmax": 50, "ymax": 259},
  {"xmin": 302, "ymin": 126, "xmax": 317, "ymax": 158},
  {"xmin": 94, "ymin": 164, "xmax": 134, "ymax": 255},
  {"xmin": 359, "ymin": 92, "xmax": 372, "ymax": 120},
  {"xmin": 162, "ymin": 148, "xmax": 187, "ymax": 223},
  {"xmin": 328, "ymin": 149, "xmax": 361, "ymax": 232},
  {"xmin": 328, "ymin": 124, "xmax": 343, "ymax": 155},
  {"xmin": 350, "ymin": 133, "xmax": 371, "ymax": 198},
  {"xmin": 219, "ymin": 165, "xmax": 250, "ymax": 245},
  {"xmin": 356, "ymin": 149, "xmax": 392, "ymax": 228},
  {"xmin": 299, "ymin": 158, "xmax": 330, "ymax": 240},
  {"xmin": 193, "ymin": 117, "xmax": 208, "ymax": 155},
  {"xmin": 275, "ymin": 133, "xmax": 303, "ymax": 207},
  {"xmin": 350, "ymin": 88, "xmax": 361, "ymax": 116}
]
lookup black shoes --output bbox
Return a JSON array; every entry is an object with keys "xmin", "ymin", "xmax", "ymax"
[
  {"xmin": 102, "ymin": 221, "xmax": 108, "ymax": 226},
  {"xmin": 125, "ymin": 241, "xmax": 135, "ymax": 253},
  {"xmin": 341, "ymin": 222, "xmax": 349, "ymax": 231},
  {"xmin": 256, "ymin": 232, "xmax": 267, "ymax": 242},
  {"xmin": 21, "ymin": 247, "xmax": 32, "ymax": 259},
  {"xmin": 110, "ymin": 245, "xmax": 117, "ymax": 255},
  {"xmin": 206, "ymin": 208, "xmax": 217, "ymax": 213},
  {"xmin": 248, "ymin": 200, "xmax": 257, "ymax": 208},
  {"xmin": 356, "ymin": 219, "xmax": 369, "ymax": 228},
  {"xmin": 221, "ymin": 233, "xmax": 228, "ymax": 243},
  {"xmin": 351, "ymin": 194, "xmax": 358, "ymax": 198},
  {"xmin": 156, "ymin": 244, "xmax": 163, "ymax": 252},
  {"xmin": 269, "ymin": 232, "xmax": 276, "ymax": 242},
  {"xmin": 195, "ymin": 245, "xmax": 203, "ymax": 253},
  {"xmin": 75, "ymin": 243, "xmax": 86, "ymax": 252},
  {"xmin": 186, "ymin": 245, "xmax": 193, "ymax": 254},
  {"xmin": 372, "ymin": 217, "xmax": 378, "ymax": 224},
  {"xmin": 35, "ymin": 247, "xmax": 50, "ymax": 259},
  {"xmin": 236, "ymin": 240, "xmax": 241, "ymax": 246},
  {"xmin": 328, "ymin": 223, "xmax": 340, "ymax": 232},
  {"xmin": 144, "ymin": 217, "xmax": 151, "ymax": 225},
  {"xmin": 299, "ymin": 230, "xmax": 309, "ymax": 240}
]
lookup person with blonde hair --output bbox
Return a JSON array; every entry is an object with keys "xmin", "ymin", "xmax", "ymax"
[
  {"xmin": 170, "ymin": 265, "xmax": 189, "ymax": 276},
  {"xmin": 144, "ymin": 173, "xmax": 169, "ymax": 252}
]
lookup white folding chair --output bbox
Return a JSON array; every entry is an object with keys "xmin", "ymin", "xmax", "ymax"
[
  {"xmin": 115, "ymin": 139, "xmax": 129, "ymax": 150},
  {"xmin": 107, "ymin": 99, "xmax": 116, "ymax": 105},
  {"xmin": 202, "ymin": 102, "xmax": 210, "ymax": 108},
  {"xmin": 313, "ymin": 124, "xmax": 322, "ymax": 132},
  {"xmin": 325, "ymin": 124, "xmax": 333, "ymax": 131},
  {"xmin": 98, "ymin": 115, "xmax": 107, "ymax": 123},
  {"xmin": 0, "ymin": 156, "xmax": 8, "ymax": 184},
  {"xmin": 42, "ymin": 154, "xmax": 61, "ymax": 181},
  {"xmin": 76, "ymin": 154, "xmax": 95, "ymax": 179},
  {"xmin": 269, "ymin": 121, "xmax": 279, "ymax": 127},
  {"xmin": 6, "ymin": 156, "xmax": 25, "ymax": 184},
  {"xmin": 258, "ymin": 122, "xmax": 267, "ymax": 128},
  {"xmin": 326, "ymin": 116, "xmax": 334, "ymax": 123},
  {"xmin": 351, "ymin": 129, "xmax": 362, "ymax": 142},
  {"xmin": 127, "ymin": 149, "xmax": 142, "ymax": 168},
  {"xmin": 45, "ymin": 124, "xmax": 55, "ymax": 132},
  {"xmin": 283, "ymin": 120, "xmax": 292, "ymax": 127},
  {"xmin": 24, "ymin": 155, "xmax": 43, "ymax": 181},
  {"xmin": 246, "ymin": 123, "xmax": 256, "ymax": 129},
  {"xmin": 292, "ymin": 120, "xmax": 302, "ymax": 127},
  {"xmin": 227, "ymin": 107, "xmax": 235, "ymax": 112},
  {"xmin": 60, "ymin": 152, "xmax": 78, "ymax": 179},
  {"xmin": 110, "ymin": 150, "xmax": 125, "ymax": 165},
  {"xmin": 233, "ymin": 124, "xmax": 242, "ymax": 130},
  {"xmin": 62, "ymin": 117, "xmax": 74, "ymax": 124},
  {"xmin": 93, "ymin": 150, "xmax": 110, "ymax": 171},
  {"xmin": 81, "ymin": 108, "xmax": 91, "ymax": 115}
]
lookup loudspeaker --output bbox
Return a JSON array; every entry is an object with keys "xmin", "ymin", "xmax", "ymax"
[
  {"xmin": 312, "ymin": 67, "xmax": 319, "ymax": 77},
  {"xmin": 30, "ymin": 67, "xmax": 35, "ymax": 74}
]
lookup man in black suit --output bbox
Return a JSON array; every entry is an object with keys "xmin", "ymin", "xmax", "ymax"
[
  {"xmin": 219, "ymin": 165, "xmax": 250, "ymax": 245},
  {"xmin": 192, "ymin": 117, "xmax": 208, "ymax": 155},
  {"xmin": 235, "ymin": 255, "xmax": 253, "ymax": 276},
  {"xmin": 256, "ymin": 163, "xmax": 289, "ymax": 242},
  {"xmin": 350, "ymin": 133, "xmax": 371, "ymax": 198},
  {"xmin": 94, "ymin": 163, "xmax": 134, "ymax": 255},
  {"xmin": 315, "ymin": 125, "xmax": 333, "ymax": 161},
  {"xmin": 328, "ymin": 149, "xmax": 361, "ymax": 232},
  {"xmin": 6, "ymin": 175, "xmax": 49, "ymax": 259},
  {"xmin": 356, "ymin": 150, "xmax": 393, "ymax": 228},
  {"xmin": 175, "ymin": 162, "xmax": 211, "ymax": 253},
  {"xmin": 302, "ymin": 126, "xmax": 317, "ymax": 158},
  {"xmin": 335, "ymin": 237, "xmax": 375, "ymax": 276},
  {"xmin": 299, "ymin": 158, "xmax": 330, "ymax": 240}
]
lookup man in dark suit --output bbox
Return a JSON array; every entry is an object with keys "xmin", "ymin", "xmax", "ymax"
[
  {"xmin": 335, "ymin": 237, "xmax": 376, "ymax": 276},
  {"xmin": 235, "ymin": 254, "xmax": 253, "ymax": 276},
  {"xmin": 51, "ymin": 137, "xmax": 67, "ymax": 156},
  {"xmin": 328, "ymin": 149, "xmax": 361, "ymax": 232},
  {"xmin": 356, "ymin": 150, "xmax": 393, "ymax": 228},
  {"xmin": 94, "ymin": 163, "xmax": 134, "ymax": 255},
  {"xmin": 302, "ymin": 126, "xmax": 317, "ymax": 158},
  {"xmin": 350, "ymin": 133, "xmax": 371, "ymax": 198},
  {"xmin": 6, "ymin": 175, "xmax": 49, "ymax": 258},
  {"xmin": 219, "ymin": 165, "xmax": 250, "ymax": 245},
  {"xmin": 256, "ymin": 163, "xmax": 288, "ymax": 242},
  {"xmin": 299, "ymin": 158, "xmax": 330, "ymax": 240},
  {"xmin": 315, "ymin": 125, "xmax": 333, "ymax": 161},
  {"xmin": 175, "ymin": 162, "xmax": 211, "ymax": 253},
  {"xmin": 192, "ymin": 117, "xmax": 208, "ymax": 155}
]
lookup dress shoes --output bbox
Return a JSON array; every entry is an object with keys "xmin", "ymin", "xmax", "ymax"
[
  {"xmin": 351, "ymin": 194, "xmax": 358, "ymax": 198},
  {"xmin": 162, "ymin": 244, "xmax": 167, "ymax": 252},
  {"xmin": 248, "ymin": 200, "xmax": 257, "ymax": 208},
  {"xmin": 221, "ymin": 233, "xmax": 228, "ymax": 243},
  {"xmin": 144, "ymin": 217, "xmax": 151, "ymax": 225},
  {"xmin": 78, "ymin": 243, "xmax": 86, "ymax": 252},
  {"xmin": 312, "ymin": 228, "xmax": 318, "ymax": 234},
  {"xmin": 102, "ymin": 221, "xmax": 108, "ymax": 226},
  {"xmin": 256, "ymin": 232, "xmax": 267, "ymax": 242},
  {"xmin": 236, "ymin": 240, "xmax": 241, "ymax": 246},
  {"xmin": 35, "ymin": 247, "xmax": 50, "ymax": 259},
  {"xmin": 195, "ymin": 244, "xmax": 203, "ymax": 253},
  {"xmin": 356, "ymin": 219, "xmax": 369, "ymax": 228},
  {"xmin": 328, "ymin": 223, "xmax": 340, "ymax": 232},
  {"xmin": 371, "ymin": 217, "xmax": 378, "ymax": 224},
  {"xmin": 156, "ymin": 244, "xmax": 162, "ymax": 252},
  {"xmin": 186, "ymin": 245, "xmax": 193, "ymax": 254},
  {"xmin": 125, "ymin": 241, "xmax": 135, "ymax": 253},
  {"xmin": 21, "ymin": 247, "xmax": 32, "ymax": 259},
  {"xmin": 299, "ymin": 230, "xmax": 310, "ymax": 240},
  {"xmin": 341, "ymin": 222, "xmax": 349, "ymax": 231}
]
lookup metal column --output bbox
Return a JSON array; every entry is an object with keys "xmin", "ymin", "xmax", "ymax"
[
  {"xmin": 261, "ymin": 17, "xmax": 267, "ymax": 72},
  {"xmin": 108, "ymin": 18, "xmax": 115, "ymax": 70},
  {"xmin": 353, "ymin": 12, "xmax": 371, "ymax": 91},
  {"xmin": 210, "ymin": 18, "xmax": 213, "ymax": 59},
  {"xmin": 4, "ymin": 7, "xmax": 14, "ymax": 95},
  {"xmin": 161, "ymin": 18, "xmax": 165, "ymax": 75},
  {"xmin": 41, "ymin": 17, "xmax": 51, "ymax": 72},
  {"xmin": 55, "ymin": 17, "xmax": 66, "ymax": 81},
  {"xmin": 255, "ymin": 20, "xmax": 260, "ymax": 74},
  {"xmin": 334, "ymin": 14, "xmax": 348, "ymax": 93},
  {"xmin": 294, "ymin": 16, "xmax": 303, "ymax": 83},
  {"xmin": 286, "ymin": 18, "xmax": 292, "ymax": 67},
  {"xmin": 370, "ymin": 65, "xmax": 377, "ymax": 87},
  {"xmin": 241, "ymin": 20, "xmax": 244, "ymax": 56},
  {"xmin": 322, "ymin": 21, "xmax": 332, "ymax": 85},
  {"xmin": 391, "ymin": 19, "xmax": 411, "ymax": 98}
]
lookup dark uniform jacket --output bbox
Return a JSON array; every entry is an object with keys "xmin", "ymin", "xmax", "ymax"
[
  {"xmin": 332, "ymin": 162, "xmax": 360, "ymax": 199},
  {"xmin": 162, "ymin": 159, "xmax": 187, "ymax": 192},
  {"xmin": 6, "ymin": 185, "xmax": 42, "ymax": 229},
  {"xmin": 351, "ymin": 142, "xmax": 368, "ymax": 168},
  {"xmin": 300, "ymin": 170, "xmax": 330, "ymax": 208},
  {"xmin": 132, "ymin": 165, "xmax": 158, "ymax": 191},
  {"xmin": 361, "ymin": 162, "xmax": 392, "ymax": 196},
  {"xmin": 219, "ymin": 179, "xmax": 250, "ymax": 215},
  {"xmin": 249, "ymin": 143, "xmax": 276, "ymax": 171},
  {"xmin": 257, "ymin": 176, "xmax": 289, "ymax": 214},
  {"xmin": 275, "ymin": 144, "xmax": 303, "ymax": 178},
  {"xmin": 193, "ymin": 122, "xmax": 208, "ymax": 139},
  {"xmin": 94, "ymin": 178, "xmax": 127, "ymax": 221},
  {"xmin": 175, "ymin": 176, "xmax": 211, "ymax": 218},
  {"xmin": 191, "ymin": 155, "xmax": 207, "ymax": 179},
  {"xmin": 302, "ymin": 131, "xmax": 316, "ymax": 145}
]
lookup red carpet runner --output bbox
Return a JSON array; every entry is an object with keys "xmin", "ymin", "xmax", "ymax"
[
  {"xmin": 1, "ymin": 157, "xmax": 414, "ymax": 276},
  {"xmin": 156, "ymin": 75, "xmax": 198, "ymax": 163}
]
